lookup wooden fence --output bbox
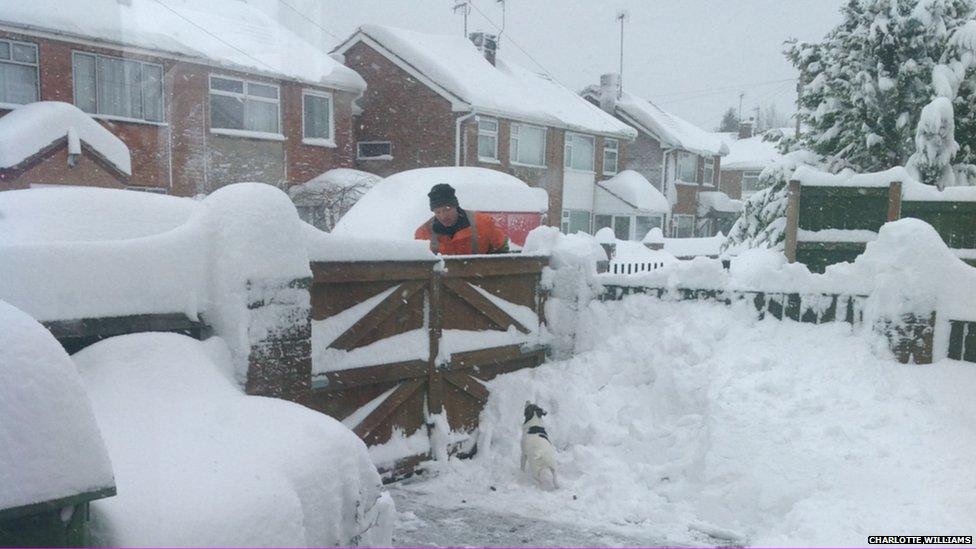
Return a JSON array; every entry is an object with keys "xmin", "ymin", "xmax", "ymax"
[
  {"xmin": 302, "ymin": 254, "xmax": 548, "ymax": 479},
  {"xmin": 784, "ymin": 180, "xmax": 976, "ymax": 272}
]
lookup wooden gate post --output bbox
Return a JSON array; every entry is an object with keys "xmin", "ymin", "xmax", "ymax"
[
  {"xmin": 426, "ymin": 268, "xmax": 444, "ymax": 416},
  {"xmin": 784, "ymin": 179, "xmax": 801, "ymax": 263},
  {"xmin": 887, "ymin": 181, "xmax": 903, "ymax": 221}
]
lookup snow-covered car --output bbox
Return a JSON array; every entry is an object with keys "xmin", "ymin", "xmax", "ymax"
[
  {"xmin": 333, "ymin": 166, "xmax": 549, "ymax": 247},
  {"xmin": 74, "ymin": 332, "xmax": 394, "ymax": 547}
]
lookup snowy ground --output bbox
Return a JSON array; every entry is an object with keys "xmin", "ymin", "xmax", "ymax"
[{"xmin": 388, "ymin": 296, "xmax": 976, "ymax": 547}]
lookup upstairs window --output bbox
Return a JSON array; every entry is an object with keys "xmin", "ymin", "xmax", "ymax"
[
  {"xmin": 477, "ymin": 117, "xmax": 498, "ymax": 161},
  {"xmin": 603, "ymin": 138, "xmax": 619, "ymax": 175},
  {"xmin": 209, "ymin": 75, "xmax": 279, "ymax": 134},
  {"xmin": 72, "ymin": 51, "xmax": 164, "ymax": 122},
  {"xmin": 741, "ymin": 170, "xmax": 762, "ymax": 197},
  {"xmin": 302, "ymin": 90, "xmax": 333, "ymax": 142},
  {"xmin": 676, "ymin": 152, "xmax": 698, "ymax": 183},
  {"xmin": 0, "ymin": 39, "xmax": 39, "ymax": 105},
  {"xmin": 703, "ymin": 156, "xmax": 715, "ymax": 185},
  {"xmin": 510, "ymin": 123, "xmax": 546, "ymax": 167},
  {"xmin": 564, "ymin": 132, "xmax": 595, "ymax": 172}
]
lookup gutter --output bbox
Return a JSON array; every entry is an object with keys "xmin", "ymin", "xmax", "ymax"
[{"xmin": 455, "ymin": 112, "xmax": 477, "ymax": 166}]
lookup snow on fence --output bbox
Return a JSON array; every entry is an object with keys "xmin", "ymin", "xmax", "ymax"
[
  {"xmin": 785, "ymin": 168, "xmax": 976, "ymax": 273},
  {"xmin": 303, "ymin": 254, "xmax": 549, "ymax": 480}
]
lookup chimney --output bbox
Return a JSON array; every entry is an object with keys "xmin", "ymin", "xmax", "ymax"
[
  {"xmin": 599, "ymin": 73, "xmax": 622, "ymax": 112},
  {"xmin": 739, "ymin": 117, "xmax": 755, "ymax": 139},
  {"xmin": 469, "ymin": 32, "xmax": 498, "ymax": 66}
]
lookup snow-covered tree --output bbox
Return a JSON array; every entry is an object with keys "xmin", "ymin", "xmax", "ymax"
[
  {"xmin": 717, "ymin": 107, "xmax": 740, "ymax": 132},
  {"xmin": 787, "ymin": 0, "xmax": 976, "ymax": 184}
]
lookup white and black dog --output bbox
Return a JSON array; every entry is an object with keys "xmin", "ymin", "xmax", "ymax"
[{"xmin": 521, "ymin": 402, "xmax": 558, "ymax": 489}]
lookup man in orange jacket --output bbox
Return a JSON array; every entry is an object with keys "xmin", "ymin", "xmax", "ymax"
[{"xmin": 414, "ymin": 183, "xmax": 510, "ymax": 255}]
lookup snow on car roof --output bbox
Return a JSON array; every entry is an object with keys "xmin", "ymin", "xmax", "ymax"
[
  {"xmin": 338, "ymin": 25, "xmax": 636, "ymax": 139},
  {"xmin": 333, "ymin": 167, "xmax": 549, "ymax": 241},
  {"xmin": 0, "ymin": 0, "xmax": 365, "ymax": 91}
]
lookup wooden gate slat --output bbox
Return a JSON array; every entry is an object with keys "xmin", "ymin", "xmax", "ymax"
[
  {"xmin": 444, "ymin": 344, "xmax": 524, "ymax": 371},
  {"xmin": 352, "ymin": 378, "xmax": 425, "ymax": 439},
  {"xmin": 443, "ymin": 279, "xmax": 530, "ymax": 334},
  {"xmin": 332, "ymin": 280, "xmax": 426, "ymax": 350},
  {"xmin": 443, "ymin": 371, "xmax": 489, "ymax": 403},
  {"xmin": 316, "ymin": 359, "xmax": 429, "ymax": 392}
]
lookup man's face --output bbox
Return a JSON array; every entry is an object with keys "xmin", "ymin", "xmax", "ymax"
[{"xmin": 433, "ymin": 204, "xmax": 459, "ymax": 226}]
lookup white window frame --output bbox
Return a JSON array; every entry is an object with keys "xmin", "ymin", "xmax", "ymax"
[
  {"xmin": 673, "ymin": 214, "xmax": 695, "ymax": 238},
  {"xmin": 635, "ymin": 214, "xmax": 665, "ymax": 240},
  {"xmin": 703, "ymin": 156, "xmax": 715, "ymax": 186},
  {"xmin": 208, "ymin": 74, "xmax": 281, "ymax": 138},
  {"xmin": 676, "ymin": 152, "xmax": 698, "ymax": 183},
  {"xmin": 603, "ymin": 138, "xmax": 619, "ymax": 175},
  {"xmin": 71, "ymin": 51, "xmax": 165, "ymax": 124},
  {"xmin": 564, "ymin": 132, "xmax": 595, "ymax": 172},
  {"xmin": 301, "ymin": 89, "xmax": 335, "ymax": 147},
  {"xmin": 0, "ymin": 38, "xmax": 39, "ymax": 108},
  {"xmin": 510, "ymin": 123, "xmax": 547, "ymax": 168},
  {"xmin": 561, "ymin": 209, "xmax": 591, "ymax": 234},
  {"xmin": 477, "ymin": 116, "xmax": 499, "ymax": 162},
  {"xmin": 741, "ymin": 170, "xmax": 762, "ymax": 197},
  {"xmin": 357, "ymin": 141, "xmax": 392, "ymax": 160}
]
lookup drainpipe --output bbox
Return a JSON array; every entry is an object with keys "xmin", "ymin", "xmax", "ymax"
[
  {"xmin": 661, "ymin": 147, "xmax": 676, "ymax": 231},
  {"xmin": 455, "ymin": 111, "xmax": 477, "ymax": 166}
]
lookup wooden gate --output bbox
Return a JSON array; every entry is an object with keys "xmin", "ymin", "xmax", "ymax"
[{"xmin": 302, "ymin": 255, "xmax": 548, "ymax": 479}]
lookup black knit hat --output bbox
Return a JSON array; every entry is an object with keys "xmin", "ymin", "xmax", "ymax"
[{"xmin": 428, "ymin": 183, "xmax": 459, "ymax": 211}]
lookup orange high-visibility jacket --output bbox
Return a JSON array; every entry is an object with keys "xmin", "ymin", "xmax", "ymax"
[{"xmin": 414, "ymin": 211, "xmax": 509, "ymax": 255}]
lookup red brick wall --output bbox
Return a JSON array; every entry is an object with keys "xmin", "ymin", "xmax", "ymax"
[
  {"xmin": 0, "ymin": 29, "xmax": 355, "ymax": 195},
  {"xmin": 343, "ymin": 42, "xmax": 455, "ymax": 177},
  {"xmin": 0, "ymin": 144, "xmax": 127, "ymax": 191},
  {"xmin": 720, "ymin": 169, "xmax": 744, "ymax": 200}
]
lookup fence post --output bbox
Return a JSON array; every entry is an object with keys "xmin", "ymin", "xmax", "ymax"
[
  {"xmin": 426, "ymin": 269, "xmax": 443, "ymax": 416},
  {"xmin": 784, "ymin": 179, "xmax": 801, "ymax": 263},
  {"xmin": 887, "ymin": 180, "xmax": 903, "ymax": 221}
]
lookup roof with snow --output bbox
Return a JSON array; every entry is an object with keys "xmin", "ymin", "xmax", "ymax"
[
  {"xmin": 334, "ymin": 25, "xmax": 636, "ymax": 139},
  {"xmin": 718, "ymin": 131, "xmax": 785, "ymax": 171},
  {"xmin": 0, "ymin": 102, "xmax": 131, "ymax": 175},
  {"xmin": 697, "ymin": 191, "xmax": 743, "ymax": 218},
  {"xmin": 596, "ymin": 170, "xmax": 670, "ymax": 213},
  {"xmin": 333, "ymin": 167, "xmax": 548, "ymax": 241},
  {"xmin": 0, "ymin": 0, "xmax": 365, "ymax": 91},
  {"xmin": 583, "ymin": 87, "xmax": 727, "ymax": 156}
]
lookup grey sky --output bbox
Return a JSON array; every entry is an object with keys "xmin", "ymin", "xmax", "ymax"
[{"xmin": 260, "ymin": 0, "xmax": 845, "ymax": 131}]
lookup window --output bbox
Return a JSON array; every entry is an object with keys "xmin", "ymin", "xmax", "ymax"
[
  {"xmin": 560, "ymin": 209, "xmax": 591, "ymax": 234},
  {"xmin": 0, "ymin": 39, "xmax": 38, "ymax": 105},
  {"xmin": 612, "ymin": 216, "xmax": 631, "ymax": 241},
  {"xmin": 594, "ymin": 215, "xmax": 612, "ymax": 232},
  {"xmin": 302, "ymin": 90, "xmax": 333, "ymax": 142},
  {"xmin": 72, "ymin": 52, "xmax": 164, "ymax": 122},
  {"xmin": 703, "ymin": 157, "xmax": 714, "ymax": 186},
  {"xmin": 677, "ymin": 152, "xmax": 698, "ymax": 182},
  {"xmin": 673, "ymin": 214, "xmax": 695, "ymax": 238},
  {"xmin": 477, "ymin": 117, "xmax": 498, "ymax": 161},
  {"xmin": 209, "ymin": 75, "xmax": 279, "ymax": 133},
  {"xmin": 603, "ymin": 138, "xmax": 619, "ymax": 175},
  {"xmin": 510, "ymin": 123, "xmax": 546, "ymax": 167},
  {"xmin": 741, "ymin": 170, "xmax": 762, "ymax": 197},
  {"xmin": 635, "ymin": 215, "xmax": 664, "ymax": 240},
  {"xmin": 564, "ymin": 132, "xmax": 594, "ymax": 172},
  {"xmin": 357, "ymin": 141, "xmax": 392, "ymax": 159}
]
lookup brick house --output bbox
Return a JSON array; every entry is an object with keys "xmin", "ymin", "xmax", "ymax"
[
  {"xmin": 583, "ymin": 74, "xmax": 730, "ymax": 237},
  {"xmin": 718, "ymin": 120, "xmax": 786, "ymax": 200},
  {"xmin": 0, "ymin": 0, "xmax": 366, "ymax": 195},
  {"xmin": 332, "ymin": 25, "xmax": 636, "ymax": 229}
]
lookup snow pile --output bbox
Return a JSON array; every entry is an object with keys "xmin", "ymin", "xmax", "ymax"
[
  {"xmin": 0, "ymin": 102, "xmax": 131, "ymax": 174},
  {"xmin": 350, "ymin": 25, "xmax": 634, "ymax": 138},
  {"xmin": 290, "ymin": 169, "xmax": 380, "ymax": 231},
  {"xmin": 0, "ymin": 301, "xmax": 114, "ymax": 511},
  {"xmin": 523, "ymin": 226, "xmax": 607, "ymax": 357},
  {"xmin": 409, "ymin": 297, "xmax": 976, "ymax": 546},
  {"xmin": 696, "ymin": 191, "xmax": 742, "ymax": 217},
  {"xmin": 663, "ymin": 233, "xmax": 727, "ymax": 258},
  {"xmin": 304, "ymin": 223, "xmax": 435, "ymax": 262},
  {"xmin": 596, "ymin": 170, "xmax": 670, "ymax": 213},
  {"xmin": 0, "ymin": 187, "xmax": 208, "ymax": 321},
  {"xmin": 721, "ymin": 132, "xmax": 784, "ymax": 171},
  {"xmin": 0, "ymin": 0, "xmax": 365, "ymax": 91},
  {"xmin": 74, "ymin": 333, "xmax": 394, "ymax": 546},
  {"xmin": 334, "ymin": 167, "xmax": 548, "ymax": 241}
]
